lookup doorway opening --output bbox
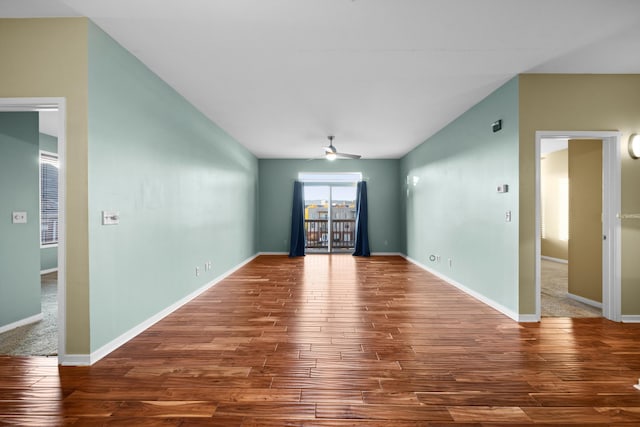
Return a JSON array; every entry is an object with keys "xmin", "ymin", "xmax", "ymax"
[
  {"xmin": 535, "ymin": 131, "xmax": 621, "ymax": 321},
  {"xmin": 299, "ymin": 172, "xmax": 361, "ymax": 254},
  {"xmin": 0, "ymin": 97, "xmax": 67, "ymax": 360}
]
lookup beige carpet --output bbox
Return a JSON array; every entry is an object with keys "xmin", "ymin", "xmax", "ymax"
[
  {"xmin": 0, "ymin": 272, "xmax": 58, "ymax": 356},
  {"xmin": 541, "ymin": 259, "xmax": 601, "ymax": 318}
]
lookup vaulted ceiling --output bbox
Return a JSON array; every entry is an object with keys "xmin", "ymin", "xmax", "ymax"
[{"xmin": 3, "ymin": 0, "xmax": 640, "ymax": 158}]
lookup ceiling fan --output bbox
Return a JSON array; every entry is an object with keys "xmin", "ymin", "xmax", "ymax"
[{"xmin": 323, "ymin": 136, "xmax": 361, "ymax": 160}]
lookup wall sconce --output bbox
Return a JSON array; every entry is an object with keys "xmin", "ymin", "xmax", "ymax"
[{"xmin": 629, "ymin": 133, "xmax": 640, "ymax": 159}]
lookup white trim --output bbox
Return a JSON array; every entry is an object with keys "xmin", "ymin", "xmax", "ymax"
[
  {"xmin": 541, "ymin": 256, "xmax": 568, "ymax": 264},
  {"xmin": 62, "ymin": 254, "xmax": 259, "ymax": 366},
  {"xmin": 298, "ymin": 172, "xmax": 363, "ymax": 184},
  {"xmin": 602, "ymin": 133, "xmax": 622, "ymax": 322},
  {"xmin": 40, "ymin": 243, "xmax": 59, "ymax": 249},
  {"xmin": 404, "ymin": 256, "xmax": 521, "ymax": 322},
  {"xmin": 40, "ymin": 268, "xmax": 58, "ymax": 275},
  {"xmin": 59, "ymin": 354, "xmax": 91, "ymax": 366},
  {"xmin": 0, "ymin": 97, "xmax": 67, "ymax": 361},
  {"xmin": 258, "ymin": 251, "xmax": 288, "ymax": 255},
  {"xmin": 567, "ymin": 292, "xmax": 603, "ymax": 309},
  {"xmin": 535, "ymin": 131, "xmax": 621, "ymax": 322},
  {"xmin": 517, "ymin": 314, "xmax": 540, "ymax": 323},
  {"xmin": 56, "ymin": 99, "xmax": 67, "ymax": 360},
  {"xmin": 0, "ymin": 313, "xmax": 43, "ymax": 334},
  {"xmin": 621, "ymin": 316, "xmax": 640, "ymax": 323},
  {"xmin": 371, "ymin": 252, "xmax": 404, "ymax": 256}
]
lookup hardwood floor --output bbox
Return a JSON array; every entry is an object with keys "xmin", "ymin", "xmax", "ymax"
[{"xmin": 1, "ymin": 254, "xmax": 640, "ymax": 426}]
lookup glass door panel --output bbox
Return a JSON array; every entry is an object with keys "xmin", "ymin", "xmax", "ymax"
[
  {"xmin": 304, "ymin": 186, "xmax": 330, "ymax": 253},
  {"xmin": 330, "ymin": 186, "xmax": 357, "ymax": 253}
]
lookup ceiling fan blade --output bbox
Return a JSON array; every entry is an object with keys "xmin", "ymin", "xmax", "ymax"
[
  {"xmin": 336, "ymin": 152, "xmax": 361, "ymax": 159},
  {"xmin": 321, "ymin": 136, "xmax": 361, "ymax": 159}
]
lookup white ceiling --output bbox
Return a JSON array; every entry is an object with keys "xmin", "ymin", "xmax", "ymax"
[{"xmin": 3, "ymin": 0, "xmax": 640, "ymax": 159}]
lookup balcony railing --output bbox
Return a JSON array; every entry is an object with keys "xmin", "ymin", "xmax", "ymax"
[{"xmin": 304, "ymin": 219, "xmax": 356, "ymax": 250}]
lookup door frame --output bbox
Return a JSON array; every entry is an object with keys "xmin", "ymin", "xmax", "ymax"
[
  {"xmin": 535, "ymin": 130, "xmax": 621, "ymax": 321},
  {"xmin": 0, "ymin": 97, "xmax": 68, "ymax": 358}
]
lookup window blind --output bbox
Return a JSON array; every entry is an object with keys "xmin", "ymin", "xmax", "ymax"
[{"xmin": 40, "ymin": 152, "xmax": 59, "ymax": 245}]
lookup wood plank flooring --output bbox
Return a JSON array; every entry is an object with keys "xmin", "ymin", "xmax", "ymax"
[{"xmin": 1, "ymin": 254, "xmax": 640, "ymax": 426}]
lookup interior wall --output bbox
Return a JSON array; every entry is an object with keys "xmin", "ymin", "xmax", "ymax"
[
  {"xmin": 519, "ymin": 74, "xmax": 640, "ymax": 316},
  {"xmin": 0, "ymin": 18, "xmax": 90, "ymax": 354},
  {"xmin": 39, "ymin": 132, "xmax": 58, "ymax": 272},
  {"xmin": 258, "ymin": 159, "xmax": 401, "ymax": 253},
  {"xmin": 87, "ymin": 23, "xmax": 259, "ymax": 352},
  {"xmin": 401, "ymin": 77, "xmax": 520, "ymax": 315},
  {"xmin": 0, "ymin": 112, "xmax": 41, "ymax": 329},
  {"xmin": 540, "ymin": 148, "xmax": 568, "ymax": 260}
]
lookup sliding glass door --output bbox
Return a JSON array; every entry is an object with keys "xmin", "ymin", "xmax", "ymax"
[{"xmin": 301, "ymin": 174, "xmax": 359, "ymax": 254}]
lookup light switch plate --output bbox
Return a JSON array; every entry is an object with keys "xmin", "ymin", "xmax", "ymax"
[
  {"xmin": 102, "ymin": 211, "xmax": 120, "ymax": 225},
  {"xmin": 12, "ymin": 211, "xmax": 27, "ymax": 224}
]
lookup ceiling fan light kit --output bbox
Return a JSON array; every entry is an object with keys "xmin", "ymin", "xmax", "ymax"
[{"xmin": 323, "ymin": 136, "xmax": 361, "ymax": 160}]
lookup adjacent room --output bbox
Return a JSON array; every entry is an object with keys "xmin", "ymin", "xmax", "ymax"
[{"xmin": 1, "ymin": 1, "xmax": 640, "ymax": 425}]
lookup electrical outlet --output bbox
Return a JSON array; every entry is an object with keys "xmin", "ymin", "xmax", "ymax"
[
  {"xmin": 448, "ymin": 258, "xmax": 452, "ymax": 268},
  {"xmin": 195, "ymin": 267, "xmax": 200, "ymax": 277},
  {"xmin": 12, "ymin": 211, "xmax": 27, "ymax": 224}
]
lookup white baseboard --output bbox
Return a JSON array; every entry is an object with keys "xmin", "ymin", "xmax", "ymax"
[
  {"xmin": 258, "ymin": 252, "xmax": 288, "ymax": 255},
  {"xmin": 517, "ymin": 314, "xmax": 540, "ymax": 322},
  {"xmin": 59, "ymin": 354, "xmax": 91, "ymax": 366},
  {"xmin": 621, "ymin": 315, "xmax": 640, "ymax": 323},
  {"xmin": 40, "ymin": 268, "xmax": 58, "ymax": 275},
  {"xmin": 403, "ymin": 256, "xmax": 521, "ymax": 322},
  {"xmin": 0, "ymin": 313, "xmax": 43, "ymax": 334},
  {"xmin": 567, "ymin": 292, "xmax": 602, "ymax": 309},
  {"xmin": 63, "ymin": 254, "xmax": 259, "ymax": 366},
  {"xmin": 541, "ymin": 256, "xmax": 568, "ymax": 264},
  {"xmin": 371, "ymin": 252, "xmax": 403, "ymax": 256}
]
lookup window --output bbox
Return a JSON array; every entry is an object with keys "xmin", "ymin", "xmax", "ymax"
[{"xmin": 40, "ymin": 151, "xmax": 59, "ymax": 246}]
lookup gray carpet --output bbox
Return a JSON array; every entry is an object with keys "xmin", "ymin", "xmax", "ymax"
[
  {"xmin": 541, "ymin": 259, "xmax": 601, "ymax": 318},
  {"xmin": 0, "ymin": 272, "xmax": 58, "ymax": 356}
]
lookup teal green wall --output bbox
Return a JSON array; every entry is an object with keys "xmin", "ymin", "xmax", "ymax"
[
  {"xmin": 0, "ymin": 113, "xmax": 41, "ymax": 327},
  {"xmin": 87, "ymin": 23, "xmax": 258, "ymax": 352},
  {"xmin": 401, "ymin": 77, "xmax": 520, "ymax": 313},
  {"xmin": 39, "ymin": 132, "xmax": 58, "ymax": 154},
  {"xmin": 39, "ymin": 132, "xmax": 58, "ymax": 272},
  {"xmin": 40, "ymin": 247, "xmax": 57, "ymax": 272},
  {"xmin": 258, "ymin": 159, "xmax": 401, "ymax": 253}
]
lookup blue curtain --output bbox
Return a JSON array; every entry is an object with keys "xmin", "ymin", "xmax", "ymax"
[
  {"xmin": 288, "ymin": 181, "xmax": 305, "ymax": 257},
  {"xmin": 353, "ymin": 181, "xmax": 371, "ymax": 257}
]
